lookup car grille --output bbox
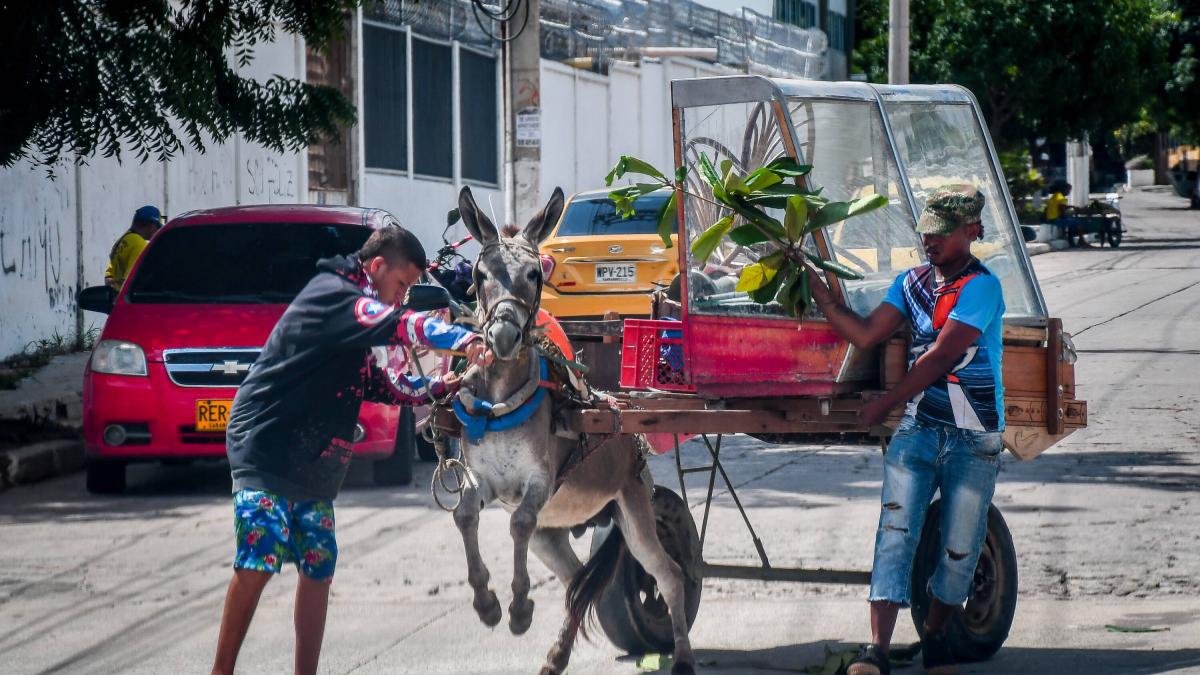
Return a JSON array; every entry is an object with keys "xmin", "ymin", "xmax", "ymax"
[{"xmin": 163, "ymin": 348, "xmax": 260, "ymax": 387}]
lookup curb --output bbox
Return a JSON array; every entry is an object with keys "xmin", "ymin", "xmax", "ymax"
[
  {"xmin": 0, "ymin": 439, "xmax": 84, "ymax": 492},
  {"xmin": 1025, "ymin": 242, "xmax": 1053, "ymax": 256}
]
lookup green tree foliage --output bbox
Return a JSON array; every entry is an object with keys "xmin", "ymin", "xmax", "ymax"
[
  {"xmin": 853, "ymin": 0, "xmax": 1172, "ymax": 149},
  {"xmin": 1, "ymin": 1, "xmax": 360, "ymax": 169},
  {"xmin": 1163, "ymin": 0, "xmax": 1200, "ymax": 141}
]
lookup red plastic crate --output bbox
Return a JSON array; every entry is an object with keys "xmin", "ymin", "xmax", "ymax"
[{"xmin": 619, "ymin": 319, "xmax": 694, "ymax": 392}]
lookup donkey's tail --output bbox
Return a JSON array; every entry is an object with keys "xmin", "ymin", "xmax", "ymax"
[{"xmin": 566, "ymin": 524, "xmax": 624, "ymax": 640}]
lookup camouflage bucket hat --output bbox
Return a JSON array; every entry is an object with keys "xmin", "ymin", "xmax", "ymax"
[{"xmin": 916, "ymin": 184, "xmax": 985, "ymax": 235}]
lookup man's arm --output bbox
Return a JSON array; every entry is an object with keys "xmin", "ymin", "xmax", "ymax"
[
  {"xmin": 859, "ymin": 318, "xmax": 981, "ymax": 425},
  {"xmin": 806, "ymin": 266, "xmax": 905, "ymax": 349}
]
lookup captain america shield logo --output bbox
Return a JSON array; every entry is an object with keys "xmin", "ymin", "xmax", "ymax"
[{"xmin": 354, "ymin": 297, "xmax": 394, "ymax": 327}]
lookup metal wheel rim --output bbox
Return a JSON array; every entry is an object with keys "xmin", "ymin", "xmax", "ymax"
[{"xmin": 962, "ymin": 531, "xmax": 1003, "ymax": 631}]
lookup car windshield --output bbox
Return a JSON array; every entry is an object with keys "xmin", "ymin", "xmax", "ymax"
[
  {"xmin": 126, "ymin": 223, "xmax": 371, "ymax": 304},
  {"xmin": 556, "ymin": 193, "xmax": 672, "ymax": 236}
]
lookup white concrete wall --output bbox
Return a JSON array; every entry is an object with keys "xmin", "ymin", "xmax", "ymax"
[{"xmin": 0, "ymin": 33, "xmax": 306, "ymax": 359}]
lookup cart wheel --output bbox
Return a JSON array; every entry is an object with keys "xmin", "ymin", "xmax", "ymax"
[
  {"xmin": 592, "ymin": 486, "xmax": 703, "ymax": 654},
  {"xmin": 910, "ymin": 500, "xmax": 1018, "ymax": 663},
  {"xmin": 1107, "ymin": 224, "xmax": 1122, "ymax": 248}
]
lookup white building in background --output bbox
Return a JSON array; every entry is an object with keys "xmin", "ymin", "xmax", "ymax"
[{"xmin": 0, "ymin": 0, "xmax": 844, "ymax": 359}]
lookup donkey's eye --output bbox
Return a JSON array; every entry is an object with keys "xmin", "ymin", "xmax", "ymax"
[{"xmin": 526, "ymin": 270, "xmax": 540, "ymax": 281}]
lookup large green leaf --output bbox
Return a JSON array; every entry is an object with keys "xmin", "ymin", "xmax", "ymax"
[
  {"xmin": 727, "ymin": 195, "xmax": 786, "ymax": 240},
  {"xmin": 806, "ymin": 194, "xmax": 890, "ymax": 231},
  {"xmin": 743, "ymin": 185, "xmax": 827, "ymax": 210},
  {"xmin": 734, "ymin": 251, "xmax": 785, "ymax": 292},
  {"xmin": 605, "ymin": 155, "xmax": 666, "ymax": 186},
  {"xmin": 805, "ymin": 251, "xmax": 866, "ymax": 280},
  {"xmin": 720, "ymin": 158, "xmax": 749, "ymax": 195},
  {"xmin": 657, "ymin": 191, "xmax": 677, "ymax": 248},
  {"xmin": 764, "ymin": 155, "xmax": 813, "ymax": 177},
  {"xmin": 749, "ymin": 259, "xmax": 788, "ymax": 303},
  {"xmin": 743, "ymin": 167, "xmax": 782, "ymax": 193},
  {"xmin": 784, "ymin": 195, "xmax": 808, "ymax": 241},
  {"xmin": 697, "ymin": 153, "xmax": 729, "ymax": 202},
  {"xmin": 690, "ymin": 214, "xmax": 732, "ymax": 261},
  {"xmin": 728, "ymin": 224, "xmax": 769, "ymax": 246}
]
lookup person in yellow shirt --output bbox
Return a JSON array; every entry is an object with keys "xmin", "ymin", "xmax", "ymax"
[
  {"xmin": 1043, "ymin": 182, "xmax": 1071, "ymax": 222},
  {"xmin": 105, "ymin": 205, "xmax": 162, "ymax": 290}
]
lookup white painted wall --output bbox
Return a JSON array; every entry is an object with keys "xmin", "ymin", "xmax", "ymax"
[{"xmin": 0, "ymin": 32, "xmax": 306, "ymax": 359}]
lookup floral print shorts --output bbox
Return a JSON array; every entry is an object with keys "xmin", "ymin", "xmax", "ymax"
[{"xmin": 233, "ymin": 489, "xmax": 337, "ymax": 581}]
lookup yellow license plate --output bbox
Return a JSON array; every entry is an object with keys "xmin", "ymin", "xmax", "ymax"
[{"xmin": 196, "ymin": 399, "xmax": 233, "ymax": 432}]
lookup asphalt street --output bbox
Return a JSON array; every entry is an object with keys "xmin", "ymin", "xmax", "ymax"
[{"xmin": 0, "ymin": 187, "xmax": 1197, "ymax": 674}]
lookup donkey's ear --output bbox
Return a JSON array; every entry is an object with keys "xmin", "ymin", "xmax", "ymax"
[
  {"xmin": 458, "ymin": 186, "xmax": 498, "ymax": 245},
  {"xmin": 522, "ymin": 187, "xmax": 565, "ymax": 245}
]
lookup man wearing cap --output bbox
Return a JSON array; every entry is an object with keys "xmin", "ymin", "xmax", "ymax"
[
  {"xmin": 105, "ymin": 205, "xmax": 163, "ymax": 290},
  {"xmin": 808, "ymin": 185, "xmax": 1005, "ymax": 675}
]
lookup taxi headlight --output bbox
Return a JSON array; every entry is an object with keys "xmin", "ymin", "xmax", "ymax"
[{"xmin": 92, "ymin": 340, "xmax": 148, "ymax": 376}]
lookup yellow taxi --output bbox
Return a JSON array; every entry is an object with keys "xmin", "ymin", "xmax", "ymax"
[{"xmin": 539, "ymin": 188, "xmax": 678, "ymax": 319}]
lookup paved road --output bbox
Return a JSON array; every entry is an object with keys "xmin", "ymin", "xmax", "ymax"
[{"xmin": 1, "ymin": 187, "xmax": 1198, "ymax": 674}]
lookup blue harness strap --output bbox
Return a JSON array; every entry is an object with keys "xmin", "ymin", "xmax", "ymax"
[{"xmin": 453, "ymin": 357, "xmax": 550, "ymax": 443}]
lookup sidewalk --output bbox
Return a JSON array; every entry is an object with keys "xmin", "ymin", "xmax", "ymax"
[{"xmin": 0, "ymin": 352, "xmax": 88, "ymax": 491}]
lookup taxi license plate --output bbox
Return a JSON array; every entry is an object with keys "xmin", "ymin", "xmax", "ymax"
[
  {"xmin": 595, "ymin": 263, "xmax": 636, "ymax": 284},
  {"xmin": 196, "ymin": 399, "xmax": 233, "ymax": 432}
]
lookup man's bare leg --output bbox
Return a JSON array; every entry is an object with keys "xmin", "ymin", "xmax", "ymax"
[
  {"xmin": 294, "ymin": 574, "xmax": 332, "ymax": 675},
  {"xmin": 924, "ymin": 597, "xmax": 956, "ymax": 635},
  {"xmin": 869, "ymin": 600, "xmax": 902, "ymax": 654},
  {"xmin": 212, "ymin": 569, "xmax": 273, "ymax": 675}
]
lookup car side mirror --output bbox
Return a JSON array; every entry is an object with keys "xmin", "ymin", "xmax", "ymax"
[
  {"xmin": 1020, "ymin": 225, "xmax": 1038, "ymax": 243},
  {"xmin": 402, "ymin": 284, "xmax": 452, "ymax": 312},
  {"xmin": 79, "ymin": 285, "xmax": 115, "ymax": 314}
]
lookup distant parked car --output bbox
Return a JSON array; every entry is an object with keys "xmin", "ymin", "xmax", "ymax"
[{"xmin": 78, "ymin": 205, "xmax": 438, "ymax": 494}]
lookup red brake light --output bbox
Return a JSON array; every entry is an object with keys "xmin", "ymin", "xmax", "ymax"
[{"xmin": 539, "ymin": 254, "xmax": 556, "ymax": 279}]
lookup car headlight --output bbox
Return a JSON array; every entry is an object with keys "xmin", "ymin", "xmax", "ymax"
[{"xmin": 92, "ymin": 340, "xmax": 148, "ymax": 376}]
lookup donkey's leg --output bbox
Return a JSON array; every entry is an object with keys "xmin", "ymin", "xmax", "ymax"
[
  {"xmin": 508, "ymin": 475, "xmax": 550, "ymax": 636},
  {"xmin": 531, "ymin": 529, "xmax": 584, "ymax": 675},
  {"xmin": 615, "ymin": 482, "xmax": 696, "ymax": 675},
  {"xmin": 453, "ymin": 480, "xmax": 503, "ymax": 628}
]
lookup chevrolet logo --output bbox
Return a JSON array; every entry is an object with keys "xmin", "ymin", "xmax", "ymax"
[
  {"xmin": 608, "ymin": 244, "xmax": 623, "ymax": 254},
  {"xmin": 212, "ymin": 361, "xmax": 251, "ymax": 376}
]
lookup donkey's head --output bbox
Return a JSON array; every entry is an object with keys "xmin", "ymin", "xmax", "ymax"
[{"xmin": 458, "ymin": 186, "xmax": 565, "ymax": 361}]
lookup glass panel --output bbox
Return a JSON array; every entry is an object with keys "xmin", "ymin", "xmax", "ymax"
[
  {"xmin": 411, "ymin": 37, "xmax": 452, "ymax": 178},
  {"xmin": 679, "ymin": 102, "xmax": 807, "ymax": 318},
  {"xmin": 363, "ymin": 25, "xmax": 407, "ymax": 171},
  {"xmin": 459, "ymin": 49, "xmax": 498, "ymax": 184},
  {"xmin": 558, "ymin": 193, "xmax": 672, "ymax": 236},
  {"xmin": 128, "ymin": 224, "xmax": 370, "ymax": 304},
  {"xmin": 789, "ymin": 99, "xmax": 923, "ymax": 314},
  {"xmin": 883, "ymin": 102, "xmax": 1045, "ymax": 319}
]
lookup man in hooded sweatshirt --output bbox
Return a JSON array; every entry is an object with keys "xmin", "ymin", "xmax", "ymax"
[{"xmin": 211, "ymin": 223, "xmax": 490, "ymax": 675}]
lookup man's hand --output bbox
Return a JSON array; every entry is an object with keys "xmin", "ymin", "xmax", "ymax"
[
  {"xmin": 441, "ymin": 371, "xmax": 462, "ymax": 389},
  {"xmin": 859, "ymin": 397, "xmax": 894, "ymax": 427},
  {"xmin": 463, "ymin": 341, "xmax": 494, "ymax": 368}
]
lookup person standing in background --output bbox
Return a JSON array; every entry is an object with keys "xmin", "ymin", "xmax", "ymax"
[{"xmin": 105, "ymin": 205, "xmax": 162, "ymax": 290}]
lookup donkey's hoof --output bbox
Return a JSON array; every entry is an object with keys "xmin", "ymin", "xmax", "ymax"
[
  {"xmin": 508, "ymin": 598, "xmax": 535, "ymax": 635},
  {"xmin": 537, "ymin": 666, "xmax": 562, "ymax": 675},
  {"xmin": 671, "ymin": 662, "xmax": 696, "ymax": 675},
  {"xmin": 474, "ymin": 591, "xmax": 503, "ymax": 627}
]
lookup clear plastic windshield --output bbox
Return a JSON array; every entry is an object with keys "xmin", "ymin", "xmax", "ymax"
[
  {"xmin": 883, "ymin": 101, "xmax": 1045, "ymax": 319},
  {"xmin": 789, "ymin": 99, "xmax": 923, "ymax": 314}
]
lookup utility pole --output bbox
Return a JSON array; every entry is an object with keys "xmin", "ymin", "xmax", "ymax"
[
  {"xmin": 888, "ymin": 0, "xmax": 909, "ymax": 85},
  {"xmin": 505, "ymin": 0, "xmax": 541, "ymax": 226}
]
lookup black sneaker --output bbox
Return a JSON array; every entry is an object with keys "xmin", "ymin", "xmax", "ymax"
[
  {"xmin": 847, "ymin": 644, "xmax": 891, "ymax": 675},
  {"xmin": 922, "ymin": 629, "xmax": 958, "ymax": 674}
]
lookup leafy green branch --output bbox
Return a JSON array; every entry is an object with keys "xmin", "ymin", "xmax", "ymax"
[{"xmin": 605, "ymin": 153, "xmax": 888, "ymax": 317}]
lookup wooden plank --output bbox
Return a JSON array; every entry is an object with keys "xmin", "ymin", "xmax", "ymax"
[
  {"xmin": 1003, "ymin": 396, "xmax": 1086, "ymax": 428},
  {"xmin": 570, "ymin": 408, "xmax": 863, "ymax": 435},
  {"xmin": 558, "ymin": 319, "xmax": 624, "ymax": 337},
  {"xmin": 1003, "ymin": 324, "xmax": 1047, "ymax": 344},
  {"xmin": 1004, "ymin": 426, "xmax": 1075, "ymax": 461}
]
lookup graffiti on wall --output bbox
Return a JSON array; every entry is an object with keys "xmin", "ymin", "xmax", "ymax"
[
  {"xmin": 0, "ymin": 180, "xmax": 77, "ymax": 318},
  {"xmin": 245, "ymin": 155, "xmax": 296, "ymax": 203}
]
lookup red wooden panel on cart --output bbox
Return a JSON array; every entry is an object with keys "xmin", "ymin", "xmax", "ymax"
[{"xmin": 684, "ymin": 314, "xmax": 852, "ymax": 398}]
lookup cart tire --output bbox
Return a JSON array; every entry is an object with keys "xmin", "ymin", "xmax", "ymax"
[
  {"xmin": 1107, "ymin": 225, "xmax": 1122, "ymax": 248},
  {"xmin": 910, "ymin": 500, "xmax": 1018, "ymax": 663},
  {"xmin": 591, "ymin": 486, "xmax": 703, "ymax": 654},
  {"xmin": 373, "ymin": 407, "xmax": 414, "ymax": 486}
]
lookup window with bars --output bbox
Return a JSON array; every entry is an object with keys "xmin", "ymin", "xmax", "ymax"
[
  {"xmin": 774, "ymin": 0, "xmax": 817, "ymax": 29},
  {"xmin": 363, "ymin": 24, "xmax": 407, "ymax": 171}
]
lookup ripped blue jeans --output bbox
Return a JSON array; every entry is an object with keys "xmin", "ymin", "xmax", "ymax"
[{"xmin": 869, "ymin": 415, "xmax": 1002, "ymax": 607}]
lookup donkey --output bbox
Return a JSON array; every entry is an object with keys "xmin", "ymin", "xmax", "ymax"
[{"xmin": 450, "ymin": 185, "xmax": 696, "ymax": 675}]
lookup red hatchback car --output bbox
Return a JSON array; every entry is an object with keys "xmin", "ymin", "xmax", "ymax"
[{"xmin": 79, "ymin": 205, "xmax": 435, "ymax": 494}]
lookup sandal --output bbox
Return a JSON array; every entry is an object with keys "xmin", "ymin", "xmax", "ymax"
[{"xmin": 847, "ymin": 644, "xmax": 891, "ymax": 675}]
